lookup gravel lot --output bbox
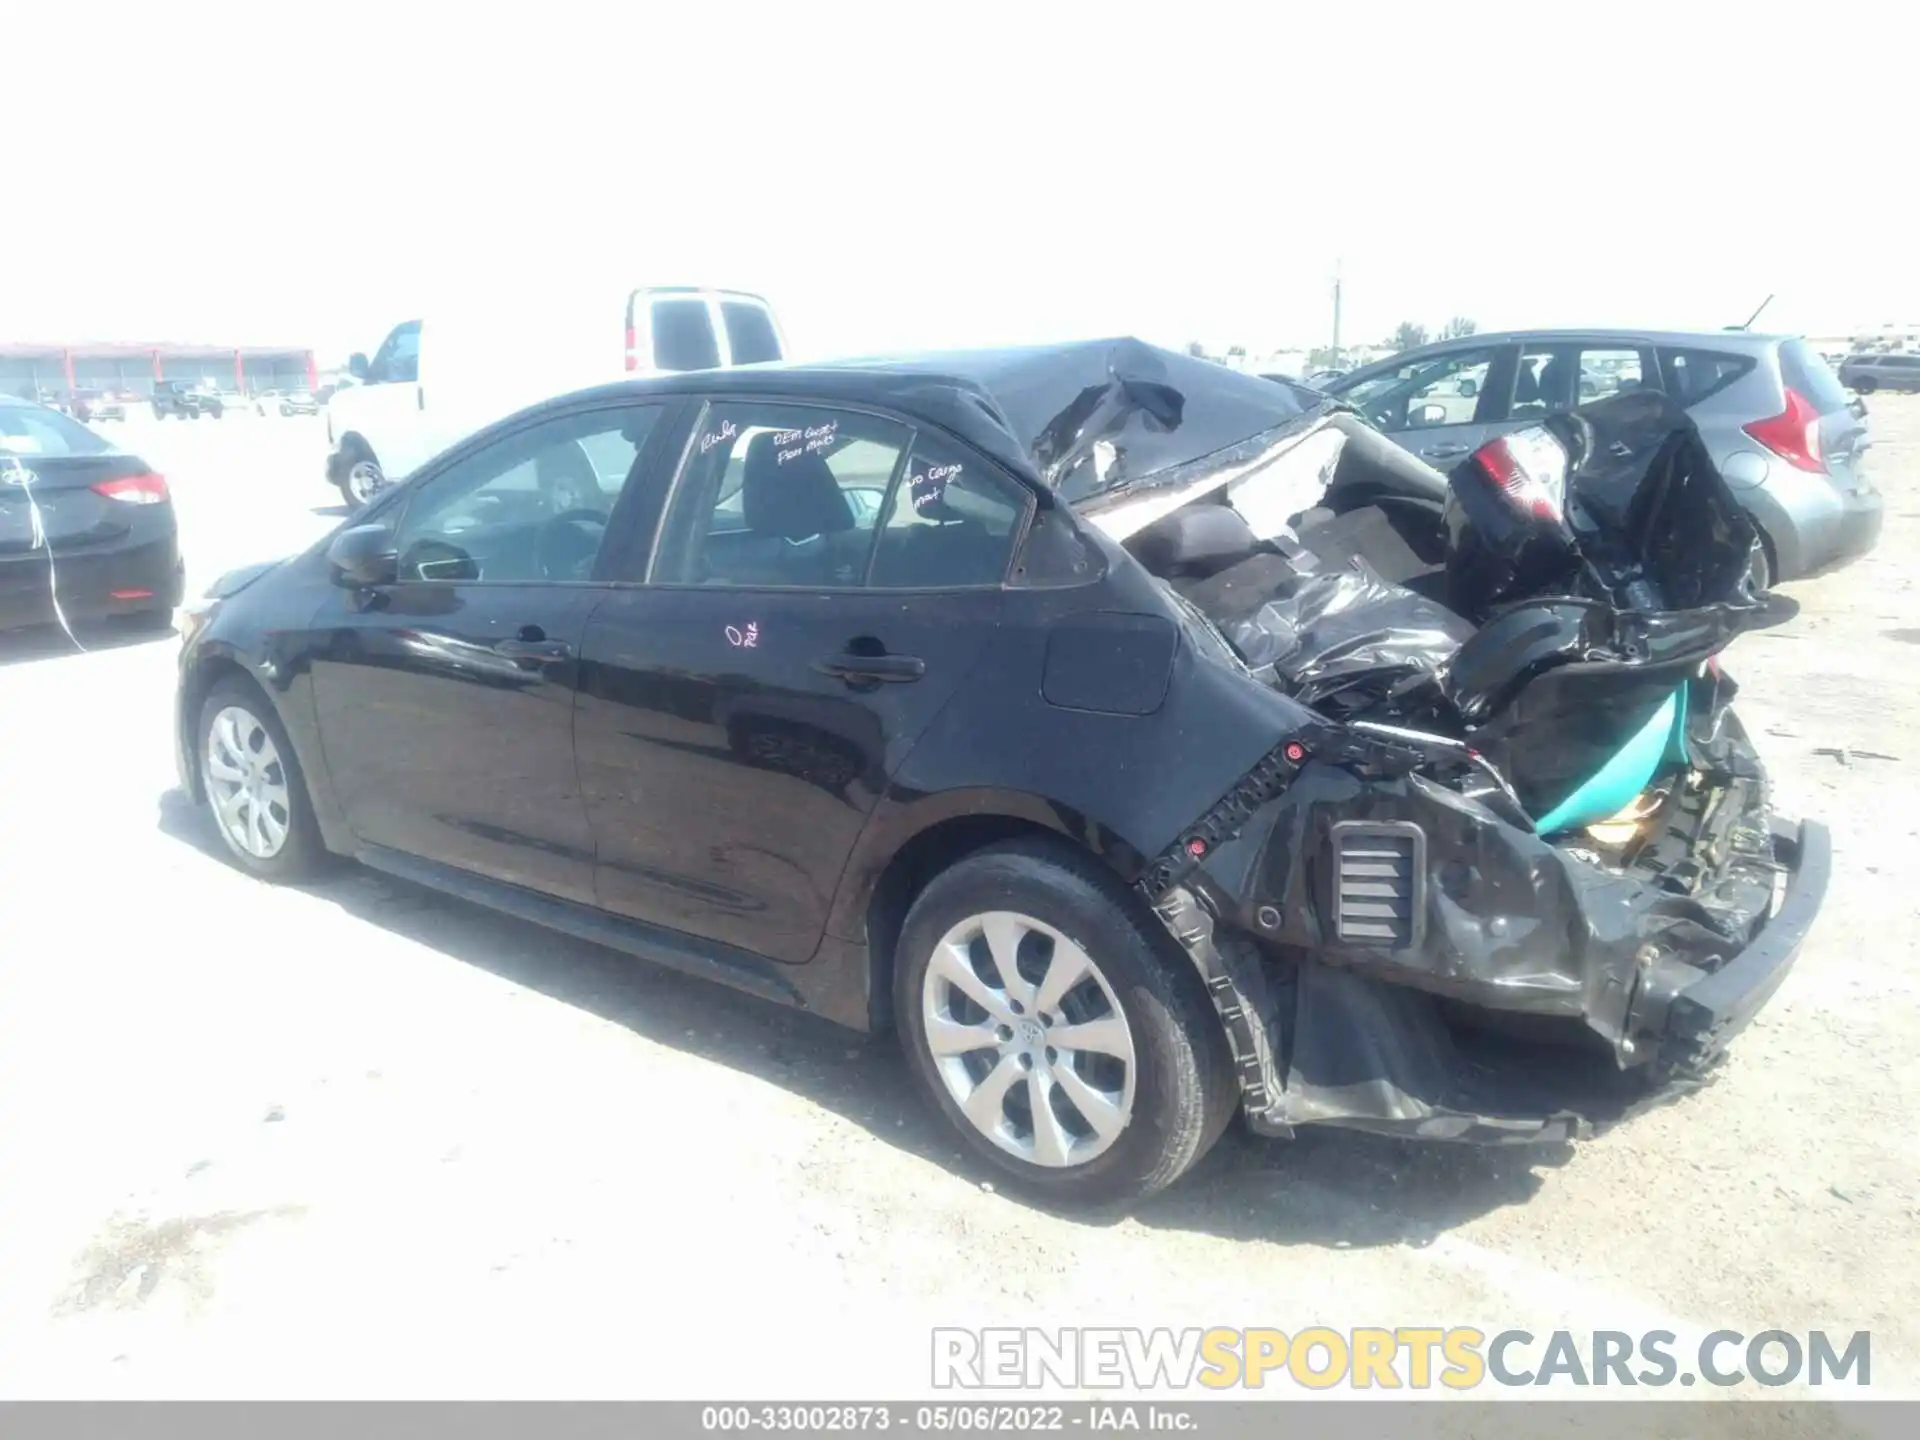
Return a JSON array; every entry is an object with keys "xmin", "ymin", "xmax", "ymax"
[{"xmin": 1, "ymin": 402, "xmax": 1915, "ymax": 1403}]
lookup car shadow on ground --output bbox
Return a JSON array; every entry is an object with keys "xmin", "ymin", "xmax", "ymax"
[
  {"xmin": 0, "ymin": 617, "xmax": 175, "ymax": 667},
  {"xmin": 155, "ymin": 786, "xmax": 1573, "ymax": 1248}
]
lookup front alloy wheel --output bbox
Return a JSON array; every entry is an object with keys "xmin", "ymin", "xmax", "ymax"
[
  {"xmin": 345, "ymin": 458, "xmax": 385, "ymax": 506},
  {"xmin": 205, "ymin": 705, "xmax": 293, "ymax": 860},
  {"xmin": 196, "ymin": 679, "xmax": 328, "ymax": 880},
  {"xmin": 922, "ymin": 910, "xmax": 1137, "ymax": 1168}
]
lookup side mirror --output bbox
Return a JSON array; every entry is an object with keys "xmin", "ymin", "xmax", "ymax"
[
  {"xmin": 348, "ymin": 352, "xmax": 370, "ymax": 380},
  {"xmin": 1413, "ymin": 402, "xmax": 1448, "ymax": 427},
  {"xmin": 327, "ymin": 523, "xmax": 398, "ymax": 587}
]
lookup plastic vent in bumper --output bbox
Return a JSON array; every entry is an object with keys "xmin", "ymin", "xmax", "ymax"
[{"xmin": 1331, "ymin": 821, "xmax": 1425, "ymax": 949}]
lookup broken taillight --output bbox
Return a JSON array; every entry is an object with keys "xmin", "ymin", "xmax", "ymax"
[
  {"xmin": 1742, "ymin": 388, "xmax": 1826, "ymax": 473},
  {"xmin": 1468, "ymin": 426, "xmax": 1569, "ymax": 523}
]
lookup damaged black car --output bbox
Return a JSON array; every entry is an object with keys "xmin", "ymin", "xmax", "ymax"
[{"xmin": 173, "ymin": 338, "xmax": 1828, "ymax": 1209}]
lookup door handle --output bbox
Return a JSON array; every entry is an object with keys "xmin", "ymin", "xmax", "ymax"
[
  {"xmin": 816, "ymin": 651, "xmax": 925, "ymax": 685},
  {"xmin": 1419, "ymin": 442, "xmax": 1471, "ymax": 460},
  {"xmin": 494, "ymin": 636, "xmax": 573, "ymax": 664}
]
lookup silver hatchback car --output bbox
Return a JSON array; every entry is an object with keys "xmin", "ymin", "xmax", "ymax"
[{"xmin": 1322, "ymin": 330, "xmax": 1881, "ymax": 585}]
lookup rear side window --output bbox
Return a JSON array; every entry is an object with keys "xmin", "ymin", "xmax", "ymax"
[
  {"xmin": 1657, "ymin": 348, "xmax": 1756, "ymax": 406},
  {"xmin": 1778, "ymin": 339, "xmax": 1852, "ymax": 412},
  {"xmin": 869, "ymin": 431, "xmax": 1026, "ymax": 589},
  {"xmin": 651, "ymin": 298, "xmax": 722, "ymax": 372},
  {"xmin": 0, "ymin": 404, "xmax": 113, "ymax": 457},
  {"xmin": 720, "ymin": 301, "xmax": 782, "ymax": 365}
]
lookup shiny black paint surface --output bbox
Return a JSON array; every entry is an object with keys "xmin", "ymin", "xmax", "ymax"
[
  {"xmin": 308, "ymin": 581, "xmax": 606, "ymax": 903},
  {"xmin": 575, "ymin": 585, "xmax": 1006, "ymax": 963},
  {"xmin": 177, "ymin": 359, "xmax": 1311, "ymax": 1031}
]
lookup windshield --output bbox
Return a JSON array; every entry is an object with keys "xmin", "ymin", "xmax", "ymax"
[{"xmin": 0, "ymin": 403, "xmax": 114, "ymax": 457}]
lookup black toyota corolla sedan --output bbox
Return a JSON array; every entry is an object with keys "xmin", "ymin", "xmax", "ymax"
[
  {"xmin": 173, "ymin": 339, "xmax": 1826, "ymax": 1208},
  {"xmin": 2, "ymin": 395, "xmax": 182, "ymax": 634}
]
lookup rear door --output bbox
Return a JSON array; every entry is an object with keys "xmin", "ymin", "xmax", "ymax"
[
  {"xmin": 346, "ymin": 320, "xmax": 430, "ymax": 476},
  {"xmin": 573, "ymin": 396, "xmax": 1025, "ymax": 963}
]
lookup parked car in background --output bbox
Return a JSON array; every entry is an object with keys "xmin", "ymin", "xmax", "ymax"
[
  {"xmin": 1318, "ymin": 329, "xmax": 1879, "ymax": 587},
  {"xmin": 257, "ymin": 390, "xmax": 319, "ymax": 416},
  {"xmin": 1, "ymin": 395, "xmax": 182, "ymax": 633},
  {"xmin": 324, "ymin": 285, "xmax": 786, "ymax": 510},
  {"xmin": 1837, "ymin": 352, "xmax": 1920, "ymax": 395},
  {"xmin": 151, "ymin": 380, "xmax": 225, "ymax": 419},
  {"xmin": 72, "ymin": 389, "xmax": 127, "ymax": 423}
]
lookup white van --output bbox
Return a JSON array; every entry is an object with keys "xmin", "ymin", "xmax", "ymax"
[{"xmin": 324, "ymin": 285, "xmax": 786, "ymax": 508}]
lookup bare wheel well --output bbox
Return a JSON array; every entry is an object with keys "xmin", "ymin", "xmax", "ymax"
[
  {"xmin": 862, "ymin": 814, "xmax": 1091, "ymax": 1033},
  {"xmin": 178, "ymin": 657, "xmax": 268, "ymax": 800}
]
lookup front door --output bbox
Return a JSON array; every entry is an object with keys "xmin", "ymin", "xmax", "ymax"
[
  {"xmin": 573, "ymin": 397, "xmax": 1029, "ymax": 963},
  {"xmin": 1338, "ymin": 343, "xmax": 1514, "ymax": 469},
  {"xmin": 308, "ymin": 398, "xmax": 670, "ymax": 902},
  {"xmin": 346, "ymin": 320, "xmax": 432, "ymax": 479}
]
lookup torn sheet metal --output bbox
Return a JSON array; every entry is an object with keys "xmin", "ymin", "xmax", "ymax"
[
  {"xmin": 1226, "ymin": 559, "xmax": 1474, "ymax": 721},
  {"xmin": 1131, "ymin": 388, "xmax": 1829, "ymax": 1141}
]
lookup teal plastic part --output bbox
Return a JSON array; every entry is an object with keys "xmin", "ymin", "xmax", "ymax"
[{"xmin": 1532, "ymin": 685, "xmax": 1686, "ymax": 836}]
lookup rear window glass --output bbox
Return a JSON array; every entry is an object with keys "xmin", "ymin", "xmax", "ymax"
[
  {"xmin": 651, "ymin": 298, "xmax": 721, "ymax": 372},
  {"xmin": 0, "ymin": 403, "xmax": 113, "ymax": 457},
  {"xmin": 720, "ymin": 301, "xmax": 781, "ymax": 365},
  {"xmin": 1657, "ymin": 348, "xmax": 1755, "ymax": 406},
  {"xmin": 1778, "ymin": 339, "xmax": 1852, "ymax": 413}
]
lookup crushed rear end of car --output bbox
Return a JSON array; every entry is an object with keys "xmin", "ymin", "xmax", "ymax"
[{"xmin": 1034, "ymin": 356, "xmax": 1833, "ymax": 1144}]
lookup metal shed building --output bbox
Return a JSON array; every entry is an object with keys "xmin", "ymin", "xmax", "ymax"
[{"xmin": 1, "ymin": 341, "xmax": 317, "ymax": 400}]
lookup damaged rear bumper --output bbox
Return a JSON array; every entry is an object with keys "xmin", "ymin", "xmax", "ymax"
[
  {"xmin": 1658, "ymin": 816, "xmax": 1828, "ymax": 1068},
  {"xmin": 1141, "ymin": 726, "xmax": 1830, "ymax": 1144}
]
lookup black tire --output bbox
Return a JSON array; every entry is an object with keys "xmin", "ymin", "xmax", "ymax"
[
  {"xmin": 1852, "ymin": 377, "xmax": 1877, "ymax": 395},
  {"xmin": 893, "ymin": 837, "xmax": 1237, "ymax": 1211},
  {"xmin": 195, "ymin": 677, "xmax": 330, "ymax": 882}
]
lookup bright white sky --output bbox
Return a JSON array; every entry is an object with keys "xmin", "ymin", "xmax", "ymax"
[{"xmin": 8, "ymin": 1, "xmax": 1916, "ymax": 363}]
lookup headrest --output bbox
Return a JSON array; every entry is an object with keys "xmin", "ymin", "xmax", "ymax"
[{"xmin": 741, "ymin": 430, "xmax": 853, "ymax": 540}]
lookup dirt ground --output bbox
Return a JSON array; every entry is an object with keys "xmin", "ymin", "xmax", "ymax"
[{"xmin": 0, "ymin": 402, "xmax": 1915, "ymax": 1402}]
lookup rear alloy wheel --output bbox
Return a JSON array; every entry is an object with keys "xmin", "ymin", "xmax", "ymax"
[
  {"xmin": 198, "ymin": 679, "xmax": 327, "ymax": 881},
  {"xmin": 895, "ymin": 839, "xmax": 1236, "ymax": 1210}
]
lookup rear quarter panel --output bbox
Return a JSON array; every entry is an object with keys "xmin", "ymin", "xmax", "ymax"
[{"xmin": 824, "ymin": 536, "xmax": 1316, "ymax": 940}]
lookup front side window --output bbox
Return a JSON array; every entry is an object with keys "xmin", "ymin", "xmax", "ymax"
[
  {"xmin": 1337, "ymin": 348, "xmax": 1497, "ymax": 432},
  {"xmin": 367, "ymin": 320, "xmax": 422, "ymax": 384},
  {"xmin": 653, "ymin": 402, "xmax": 906, "ymax": 588},
  {"xmin": 391, "ymin": 405, "xmax": 662, "ymax": 584},
  {"xmin": 651, "ymin": 298, "xmax": 722, "ymax": 372}
]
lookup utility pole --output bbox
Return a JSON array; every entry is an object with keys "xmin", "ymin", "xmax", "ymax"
[{"xmin": 1331, "ymin": 259, "xmax": 1343, "ymax": 365}]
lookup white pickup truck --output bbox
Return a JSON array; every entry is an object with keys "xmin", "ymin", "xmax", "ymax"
[{"xmin": 324, "ymin": 285, "xmax": 786, "ymax": 509}]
